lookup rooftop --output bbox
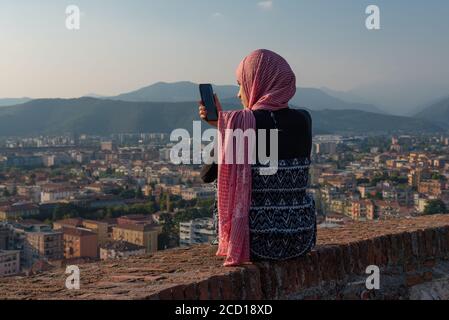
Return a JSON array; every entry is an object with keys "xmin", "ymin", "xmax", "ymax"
[
  {"xmin": 100, "ymin": 240, "xmax": 146, "ymax": 251},
  {"xmin": 62, "ymin": 227, "xmax": 97, "ymax": 237},
  {"xmin": 2, "ymin": 214, "xmax": 449, "ymax": 300}
]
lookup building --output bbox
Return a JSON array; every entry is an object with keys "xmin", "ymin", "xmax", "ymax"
[
  {"xmin": 112, "ymin": 224, "xmax": 159, "ymax": 253},
  {"xmin": 54, "ymin": 218, "xmax": 109, "ymax": 245},
  {"xmin": 324, "ymin": 213, "xmax": 351, "ymax": 225},
  {"xmin": 40, "ymin": 184, "xmax": 77, "ymax": 203},
  {"xmin": 99, "ymin": 241, "xmax": 146, "ymax": 260},
  {"xmin": 0, "ymin": 223, "xmax": 12, "ymax": 249},
  {"xmin": 416, "ymin": 197, "xmax": 430, "ymax": 213},
  {"xmin": 0, "ymin": 250, "xmax": 20, "ymax": 277},
  {"xmin": 181, "ymin": 186, "xmax": 215, "ymax": 201},
  {"xmin": 101, "ymin": 141, "xmax": 114, "ymax": 151},
  {"xmin": 313, "ymin": 142, "xmax": 337, "ymax": 155},
  {"xmin": 0, "ymin": 203, "xmax": 40, "ymax": 222},
  {"xmin": 116, "ymin": 214, "xmax": 156, "ymax": 226},
  {"xmin": 418, "ymin": 180, "xmax": 443, "ymax": 197},
  {"xmin": 351, "ymin": 200, "xmax": 376, "ymax": 221},
  {"xmin": 374, "ymin": 201, "xmax": 401, "ymax": 219},
  {"xmin": 23, "ymin": 230, "xmax": 63, "ymax": 268},
  {"xmin": 5, "ymin": 155, "xmax": 43, "ymax": 168},
  {"xmin": 16, "ymin": 186, "xmax": 42, "ymax": 202},
  {"xmin": 62, "ymin": 227, "xmax": 98, "ymax": 260},
  {"xmin": 179, "ymin": 218, "xmax": 216, "ymax": 246}
]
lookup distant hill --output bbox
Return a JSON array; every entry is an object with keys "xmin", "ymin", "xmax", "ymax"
[
  {"xmin": 0, "ymin": 98, "xmax": 31, "ymax": 107},
  {"xmin": 291, "ymin": 87, "xmax": 386, "ymax": 114},
  {"xmin": 414, "ymin": 96, "xmax": 449, "ymax": 125},
  {"xmin": 110, "ymin": 81, "xmax": 238, "ymax": 103},
  {"xmin": 109, "ymin": 81, "xmax": 385, "ymax": 113},
  {"xmin": 0, "ymin": 97, "xmax": 441, "ymax": 137}
]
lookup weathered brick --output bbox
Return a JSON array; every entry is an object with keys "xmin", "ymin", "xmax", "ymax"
[
  {"xmin": 219, "ymin": 274, "xmax": 235, "ymax": 300},
  {"xmin": 423, "ymin": 271, "xmax": 433, "ymax": 282},
  {"xmin": 388, "ymin": 233, "xmax": 402, "ymax": 265},
  {"xmin": 171, "ymin": 284, "xmax": 186, "ymax": 300},
  {"xmin": 406, "ymin": 274, "xmax": 424, "ymax": 287},
  {"xmin": 333, "ymin": 245, "xmax": 346, "ymax": 280},
  {"xmin": 157, "ymin": 287, "xmax": 173, "ymax": 300},
  {"xmin": 295, "ymin": 258, "xmax": 306, "ymax": 289},
  {"xmin": 403, "ymin": 232, "xmax": 414, "ymax": 262},
  {"xmin": 424, "ymin": 229, "xmax": 436, "ymax": 258},
  {"xmin": 422, "ymin": 259, "xmax": 436, "ymax": 269},
  {"xmin": 256, "ymin": 262, "xmax": 275, "ymax": 299},
  {"xmin": 307, "ymin": 250, "xmax": 321, "ymax": 286},
  {"xmin": 198, "ymin": 280, "xmax": 209, "ymax": 300},
  {"xmin": 183, "ymin": 283, "xmax": 198, "ymax": 300},
  {"xmin": 230, "ymin": 270, "xmax": 244, "ymax": 299},
  {"xmin": 242, "ymin": 265, "xmax": 262, "ymax": 300},
  {"xmin": 208, "ymin": 276, "xmax": 222, "ymax": 300},
  {"xmin": 340, "ymin": 244, "xmax": 352, "ymax": 275},
  {"xmin": 348, "ymin": 242, "xmax": 361, "ymax": 274},
  {"xmin": 318, "ymin": 246, "xmax": 339, "ymax": 282}
]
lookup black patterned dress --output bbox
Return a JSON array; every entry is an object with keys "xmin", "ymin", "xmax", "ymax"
[{"xmin": 249, "ymin": 157, "xmax": 316, "ymax": 261}]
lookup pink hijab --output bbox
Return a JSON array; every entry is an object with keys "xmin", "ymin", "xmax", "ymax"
[{"xmin": 216, "ymin": 49, "xmax": 296, "ymax": 266}]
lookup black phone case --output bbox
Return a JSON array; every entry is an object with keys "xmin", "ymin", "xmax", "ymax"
[{"xmin": 199, "ymin": 84, "xmax": 219, "ymax": 121}]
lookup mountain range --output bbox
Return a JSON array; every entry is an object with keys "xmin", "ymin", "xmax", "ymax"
[
  {"xmin": 0, "ymin": 98, "xmax": 31, "ymax": 107},
  {"xmin": 0, "ymin": 81, "xmax": 446, "ymax": 137},
  {"xmin": 0, "ymin": 97, "xmax": 442, "ymax": 137},
  {"xmin": 107, "ymin": 81, "xmax": 386, "ymax": 114},
  {"xmin": 415, "ymin": 96, "xmax": 449, "ymax": 125}
]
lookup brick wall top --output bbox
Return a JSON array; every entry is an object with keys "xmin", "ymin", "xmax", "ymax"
[{"xmin": 2, "ymin": 214, "xmax": 449, "ymax": 300}]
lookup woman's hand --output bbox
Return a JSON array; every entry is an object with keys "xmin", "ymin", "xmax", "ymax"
[{"xmin": 198, "ymin": 94, "xmax": 223, "ymax": 128}]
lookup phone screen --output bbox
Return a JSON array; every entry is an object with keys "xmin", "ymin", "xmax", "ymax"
[{"xmin": 199, "ymin": 84, "xmax": 219, "ymax": 121}]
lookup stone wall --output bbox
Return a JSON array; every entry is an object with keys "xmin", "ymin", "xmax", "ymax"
[{"xmin": 2, "ymin": 215, "xmax": 449, "ymax": 300}]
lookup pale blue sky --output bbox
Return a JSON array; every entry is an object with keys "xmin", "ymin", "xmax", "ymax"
[{"xmin": 1, "ymin": 0, "xmax": 448, "ymax": 109}]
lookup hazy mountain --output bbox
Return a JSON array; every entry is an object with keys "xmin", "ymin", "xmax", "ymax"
[
  {"xmin": 0, "ymin": 98, "xmax": 31, "ymax": 107},
  {"xmin": 0, "ymin": 97, "xmax": 441, "ymax": 137},
  {"xmin": 415, "ymin": 96, "xmax": 449, "ymax": 125},
  {"xmin": 320, "ymin": 87, "xmax": 388, "ymax": 114},
  {"xmin": 291, "ymin": 87, "xmax": 386, "ymax": 114},
  {"xmin": 110, "ymin": 81, "xmax": 238, "ymax": 103},
  {"xmin": 109, "ymin": 81, "xmax": 385, "ymax": 113},
  {"xmin": 82, "ymin": 93, "xmax": 106, "ymax": 99},
  {"xmin": 348, "ymin": 81, "xmax": 449, "ymax": 116}
]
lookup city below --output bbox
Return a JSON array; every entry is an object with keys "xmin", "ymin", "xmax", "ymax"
[{"xmin": 0, "ymin": 132, "xmax": 448, "ymax": 277}]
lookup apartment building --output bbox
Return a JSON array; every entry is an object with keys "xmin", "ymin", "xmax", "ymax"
[
  {"xmin": 351, "ymin": 200, "xmax": 376, "ymax": 221},
  {"xmin": 62, "ymin": 227, "xmax": 98, "ymax": 260},
  {"xmin": 0, "ymin": 250, "xmax": 20, "ymax": 277},
  {"xmin": 40, "ymin": 184, "xmax": 77, "ymax": 203},
  {"xmin": 54, "ymin": 218, "xmax": 109, "ymax": 244},
  {"xmin": 23, "ymin": 230, "xmax": 63, "ymax": 268},
  {"xmin": 112, "ymin": 224, "xmax": 159, "ymax": 253},
  {"xmin": 0, "ymin": 203, "xmax": 40, "ymax": 222},
  {"xmin": 99, "ymin": 241, "xmax": 146, "ymax": 260},
  {"xmin": 179, "ymin": 218, "xmax": 216, "ymax": 247}
]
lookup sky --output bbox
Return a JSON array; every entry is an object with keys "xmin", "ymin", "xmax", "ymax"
[{"xmin": 1, "ymin": 0, "xmax": 449, "ymax": 112}]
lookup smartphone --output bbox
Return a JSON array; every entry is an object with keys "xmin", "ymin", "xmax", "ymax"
[{"xmin": 199, "ymin": 84, "xmax": 219, "ymax": 122}]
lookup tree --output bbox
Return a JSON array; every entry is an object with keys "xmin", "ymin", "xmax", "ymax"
[
  {"xmin": 159, "ymin": 212, "xmax": 178, "ymax": 249},
  {"xmin": 424, "ymin": 200, "xmax": 448, "ymax": 215},
  {"xmin": 135, "ymin": 187, "xmax": 144, "ymax": 199}
]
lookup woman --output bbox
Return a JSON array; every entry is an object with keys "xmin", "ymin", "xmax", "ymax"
[{"xmin": 199, "ymin": 49, "xmax": 316, "ymax": 266}]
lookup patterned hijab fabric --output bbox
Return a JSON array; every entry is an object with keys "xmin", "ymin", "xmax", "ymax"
[{"xmin": 216, "ymin": 49, "xmax": 297, "ymax": 266}]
